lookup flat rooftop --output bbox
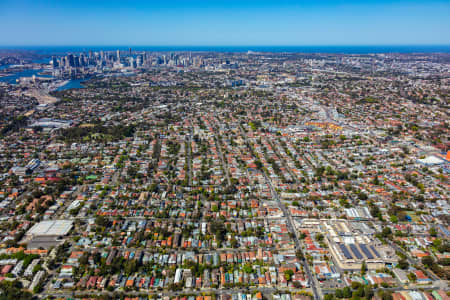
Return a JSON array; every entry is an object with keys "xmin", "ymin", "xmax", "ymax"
[{"xmin": 27, "ymin": 220, "xmax": 73, "ymax": 236}]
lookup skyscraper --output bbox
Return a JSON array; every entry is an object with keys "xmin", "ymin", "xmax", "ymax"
[
  {"xmin": 67, "ymin": 54, "xmax": 75, "ymax": 67},
  {"xmin": 52, "ymin": 56, "xmax": 59, "ymax": 69},
  {"xmin": 116, "ymin": 50, "xmax": 121, "ymax": 62}
]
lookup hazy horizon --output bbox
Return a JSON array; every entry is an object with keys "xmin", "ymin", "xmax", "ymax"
[
  {"xmin": 1, "ymin": 0, "xmax": 450, "ymax": 46},
  {"xmin": 1, "ymin": 45, "xmax": 450, "ymax": 55},
  {"xmin": 2, "ymin": 44, "xmax": 450, "ymax": 47}
]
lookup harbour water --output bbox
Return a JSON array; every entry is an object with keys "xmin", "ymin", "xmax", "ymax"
[
  {"xmin": 0, "ymin": 65, "xmax": 89, "ymax": 91},
  {"xmin": 0, "ymin": 68, "xmax": 52, "ymax": 84},
  {"xmin": 56, "ymin": 78, "xmax": 88, "ymax": 91}
]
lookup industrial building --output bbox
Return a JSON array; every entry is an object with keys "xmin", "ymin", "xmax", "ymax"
[
  {"xmin": 29, "ymin": 118, "xmax": 73, "ymax": 129},
  {"xmin": 27, "ymin": 220, "xmax": 73, "ymax": 237},
  {"xmin": 344, "ymin": 207, "xmax": 372, "ymax": 220},
  {"xmin": 25, "ymin": 220, "xmax": 73, "ymax": 249},
  {"xmin": 323, "ymin": 220, "xmax": 398, "ymax": 271}
]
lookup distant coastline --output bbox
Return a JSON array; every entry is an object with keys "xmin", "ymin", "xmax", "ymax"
[{"xmin": 1, "ymin": 45, "xmax": 450, "ymax": 54}]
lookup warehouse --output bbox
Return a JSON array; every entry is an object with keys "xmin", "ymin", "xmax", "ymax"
[
  {"xmin": 27, "ymin": 220, "xmax": 73, "ymax": 237},
  {"xmin": 322, "ymin": 220, "xmax": 398, "ymax": 271},
  {"xmin": 25, "ymin": 220, "xmax": 73, "ymax": 249}
]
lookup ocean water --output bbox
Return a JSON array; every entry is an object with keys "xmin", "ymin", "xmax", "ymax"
[{"xmin": 1, "ymin": 45, "xmax": 450, "ymax": 54}]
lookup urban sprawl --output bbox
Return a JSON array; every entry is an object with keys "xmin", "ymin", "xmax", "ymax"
[{"xmin": 0, "ymin": 49, "xmax": 449, "ymax": 300}]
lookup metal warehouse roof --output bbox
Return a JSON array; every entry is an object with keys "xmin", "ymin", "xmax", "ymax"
[{"xmin": 27, "ymin": 220, "xmax": 73, "ymax": 236}]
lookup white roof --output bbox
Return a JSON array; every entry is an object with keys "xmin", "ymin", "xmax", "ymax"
[
  {"xmin": 27, "ymin": 220, "xmax": 73, "ymax": 236},
  {"xmin": 418, "ymin": 155, "xmax": 444, "ymax": 165}
]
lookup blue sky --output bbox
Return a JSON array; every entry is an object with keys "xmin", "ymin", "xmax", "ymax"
[{"xmin": 1, "ymin": 0, "xmax": 449, "ymax": 46}]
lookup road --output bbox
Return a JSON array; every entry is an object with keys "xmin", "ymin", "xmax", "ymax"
[
  {"xmin": 210, "ymin": 116, "xmax": 231, "ymax": 186},
  {"xmin": 262, "ymin": 171, "xmax": 321, "ymax": 300},
  {"xmin": 238, "ymin": 123, "xmax": 321, "ymax": 300},
  {"xmin": 187, "ymin": 122, "xmax": 193, "ymax": 186},
  {"xmin": 268, "ymin": 139, "xmax": 298, "ymax": 183},
  {"xmin": 322, "ymin": 284, "xmax": 450, "ymax": 295},
  {"xmin": 44, "ymin": 286, "xmax": 301, "ymax": 299}
]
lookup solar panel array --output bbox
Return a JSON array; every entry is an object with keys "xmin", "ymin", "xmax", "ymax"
[
  {"xmin": 338, "ymin": 243, "xmax": 383, "ymax": 261},
  {"xmin": 349, "ymin": 244, "xmax": 363, "ymax": 259},
  {"xmin": 339, "ymin": 243, "xmax": 353, "ymax": 259},
  {"xmin": 359, "ymin": 244, "xmax": 374, "ymax": 259},
  {"xmin": 370, "ymin": 245, "xmax": 380, "ymax": 258}
]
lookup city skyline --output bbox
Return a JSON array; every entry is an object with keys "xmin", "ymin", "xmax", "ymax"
[{"xmin": 1, "ymin": 0, "xmax": 450, "ymax": 46}]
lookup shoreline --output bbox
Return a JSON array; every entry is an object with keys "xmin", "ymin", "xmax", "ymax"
[{"xmin": 48, "ymin": 80, "xmax": 70, "ymax": 92}]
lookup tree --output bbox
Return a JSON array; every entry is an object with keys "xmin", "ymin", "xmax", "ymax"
[
  {"xmin": 351, "ymin": 281, "xmax": 362, "ymax": 290},
  {"xmin": 381, "ymin": 227, "xmax": 392, "ymax": 238},
  {"xmin": 95, "ymin": 215, "xmax": 110, "ymax": 227},
  {"xmin": 429, "ymin": 227, "xmax": 437, "ymax": 237},
  {"xmin": 353, "ymin": 286, "xmax": 365, "ymax": 298},
  {"xmin": 438, "ymin": 257, "xmax": 450, "ymax": 266},
  {"xmin": 407, "ymin": 272, "xmax": 417, "ymax": 282},
  {"xmin": 397, "ymin": 259, "xmax": 409, "ymax": 270},
  {"xmin": 358, "ymin": 192, "xmax": 368, "ymax": 200},
  {"xmin": 124, "ymin": 260, "xmax": 138, "ymax": 275},
  {"xmin": 316, "ymin": 233, "xmax": 324, "ymax": 242},
  {"xmin": 0, "ymin": 280, "xmax": 32, "ymax": 300},
  {"xmin": 437, "ymin": 242, "xmax": 450, "ymax": 253},
  {"xmin": 342, "ymin": 286, "xmax": 352, "ymax": 298},
  {"xmin": 79, "ymin": 252, "xmax": 89, "ymax": 266},
  {"xmin": 370, "ymin": 205, "xmax": 381, "ymax": 219},
  {"xmin": 33, "ymin": 282, "xmax": 43, "ymax": 293},
  {"xmin": 32, "ymin": 264, "xmax": 42, "ymax": 274},
  {"xmin": 378, "ymin": 290, "xmax": 393, "ymax": 300},
  {"xmin": 230, "ymin": 238, "xmax": 238, "ymax": 248},
  {"xmin": 243, "ymin": 263, "xmax": 253, "ymax": 274},
  {"xmin": 364, "ymin": 286, "xmax": 374, "ymax": 299},
  {"xmin": 361, "ymin": 261, "xmax": 367, "ymax": 275},
  {"xmin": 421, "ymin": 256, "xmax": 434, "ymax": 268},
  {"xmin": 390, "ymin": 215, "xmax": 398, "ymax": 223},
  {"xmin": 284, "ymin": 269, "xmax": 294, "ymax": 281},
  {"xmin": 296, "ymin": 250, "xmax": 304, "ymax": 260},
  {"xmin": 372, "ymin": 176, "xmax": 380, "ymax": 185},
  {"xmin": 210, "ymin": 220, "xmax": 226, "ymax": 242}
]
